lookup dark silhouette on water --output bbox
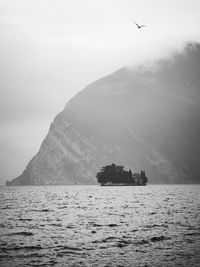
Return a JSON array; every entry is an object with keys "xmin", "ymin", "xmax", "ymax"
[{"xmin": 96, "ymin": 163, "xmax": 148, "ymax": 186}]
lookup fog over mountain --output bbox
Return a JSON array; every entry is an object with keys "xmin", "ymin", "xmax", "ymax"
[{"xmin": 7, "ymin": 43, "xmax": 200, "ymax": 185}]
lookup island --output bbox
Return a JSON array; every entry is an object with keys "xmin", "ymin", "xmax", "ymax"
[{"xmin": 96, "ymin": 164, "xmax": 148, "ymax": 186}]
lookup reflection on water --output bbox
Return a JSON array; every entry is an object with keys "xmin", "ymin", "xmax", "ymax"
[{"xmin": 0, "ymin": 185, "xmax": 200, "ymax": 266}]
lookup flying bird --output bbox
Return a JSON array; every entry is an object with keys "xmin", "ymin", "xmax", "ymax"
[{"xmin": 134, "ymin": 21, "xmax": 146, "ymax": 29}]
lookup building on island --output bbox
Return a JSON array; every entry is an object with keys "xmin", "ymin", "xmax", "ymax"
[{"xmin": 96, "ymin": 164, "xmax": 148, "ymax": 186}]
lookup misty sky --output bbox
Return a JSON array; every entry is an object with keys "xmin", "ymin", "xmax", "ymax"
[{"xmin": 0, "ymin": 0, "xmax": 200, "ymax": 184}]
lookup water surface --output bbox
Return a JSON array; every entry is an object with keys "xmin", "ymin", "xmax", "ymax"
[{"xmin": 0, "ymin": 185, "xmax": 200, "ymax": 266}]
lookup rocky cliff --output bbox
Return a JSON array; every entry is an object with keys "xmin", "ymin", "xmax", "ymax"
[{"xmin": 7, "ymin": 43, "xmax": 200, "ymax": 185}]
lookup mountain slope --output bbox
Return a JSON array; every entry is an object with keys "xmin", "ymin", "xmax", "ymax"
[{"xmin": 7, "ymin": 43, "xmax": 200, "ymax": 185}]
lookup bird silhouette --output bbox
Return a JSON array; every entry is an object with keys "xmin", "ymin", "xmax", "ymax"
[{"xmin": 134, "ymin": 21, "xmax": 146, "ymax": 29}]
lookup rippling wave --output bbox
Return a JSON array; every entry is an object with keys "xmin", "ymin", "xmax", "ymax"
[{"xmin": 0, "ymin": 185, "xmax": 200, "ymax": 266}]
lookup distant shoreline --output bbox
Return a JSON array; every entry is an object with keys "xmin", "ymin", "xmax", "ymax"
[{"xmin": 2, "ymin": 183, "xmax": 200, "ymax": 187}]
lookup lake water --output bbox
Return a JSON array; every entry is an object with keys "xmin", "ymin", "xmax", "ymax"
[{"xmin": 0, "ymin": 185, "xmax": 200, "ymax": 267}]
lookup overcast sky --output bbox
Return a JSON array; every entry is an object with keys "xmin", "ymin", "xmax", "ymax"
[{"xmin": 0, "ymin": 0, "xmax": 200, "ymax": 185}]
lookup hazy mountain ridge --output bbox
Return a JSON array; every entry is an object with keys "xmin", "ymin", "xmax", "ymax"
[{"xmin": 7, "ymin": 43, "xmax": 200, "ymax": 185}]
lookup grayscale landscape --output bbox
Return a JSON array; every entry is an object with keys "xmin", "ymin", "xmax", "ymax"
[
  {"xmin": 1, "ymin": 0, "xmax": 200, "ymax": 266},
  {"xmin": 6, "ymin": 43, "xmax": 200, "ymax": 186}
]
